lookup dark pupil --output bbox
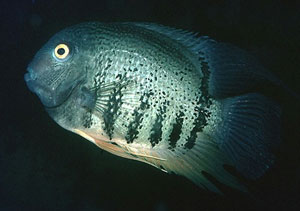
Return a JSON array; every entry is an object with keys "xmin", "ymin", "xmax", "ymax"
[{"xmin": 57, "ymin": 48, "xmax": 65, "ymax": 55}]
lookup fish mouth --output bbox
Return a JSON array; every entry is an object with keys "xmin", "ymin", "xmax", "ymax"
[{"xmin": 24, "ymin": 68, "xmax": 84, "ymax": 108}]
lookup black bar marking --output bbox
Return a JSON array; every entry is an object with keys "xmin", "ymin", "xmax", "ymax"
[
  {"xmin": 185, "ymin": 109, "xmax": 210, "ymax": 149},
  {"xmin": 168, "ymin": 112, "xmax": 184, "ymax": 150},
  {"xmin": 149, "ymin": 114, "xmax": 163, "ymax": 147},
  {"xmin": 149, "ymin": 105, "xmax": 167, "ymax": 147},
  {"xmin": 183, "ymin": 53, "xmax": 212, "ymax": 149},
  {"xmin": 198, "ymin": 53, "xmax": 212, "ymax": 104},
  {"xmin": 102, "ymin": 86, "xmax": 123, "ymax": 139},
  {"xmin": 125, "ymin": 92, "xmax": 152, "ymax": 143}
]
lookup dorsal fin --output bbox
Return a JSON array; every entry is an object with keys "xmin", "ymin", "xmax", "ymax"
[
  {"xmin": 127, "ymin": 22, "xmax": 206, "ymax": 53},
  {"xmin": 128, "ymin": 22, "xmax": 282, "ymax": 99}
]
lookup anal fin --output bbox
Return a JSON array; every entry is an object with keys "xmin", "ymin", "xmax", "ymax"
[{"xmin": 152, "ymin": 134, "xmax": 247, "ymax": 194}]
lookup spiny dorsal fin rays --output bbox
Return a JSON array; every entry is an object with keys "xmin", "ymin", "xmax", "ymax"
[
  {"xmin": 131, "ymin": 23, "xmax": 284, "ymax": 99},
  {"xmin": 128, "ymin": 23, "xmax": 199, "ymax": 46},
  {"xmin": 127, "ymin": 22, "xmax": 203, "ymax": 51}
]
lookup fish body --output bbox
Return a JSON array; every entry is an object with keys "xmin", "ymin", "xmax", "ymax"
[{"xmin": 25, "ymin": 22, "xmax": 281, "ymax": 193}]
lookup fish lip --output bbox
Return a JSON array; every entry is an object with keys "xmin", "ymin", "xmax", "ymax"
[
  {"xmin": 24, "ymin": 72, "xmax": 35, "ymax": 92},
  {"xmin": 26, "ymin": 67, "xmax": 37, "ymax": 80},
  {"xmin": 24, "ymin": 66, "xmax": 86, "ymax": 109},
  {"xmin": 24, "ymin": 67, "xmax": 38, "ymax": 93}
]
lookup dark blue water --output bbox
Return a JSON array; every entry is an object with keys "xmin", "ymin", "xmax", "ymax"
[{"xmin": 1, "ymin": 0, "xmax": 299, "ymax": 210}]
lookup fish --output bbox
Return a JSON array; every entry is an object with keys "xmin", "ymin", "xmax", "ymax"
[{"xmin": 24, "ymin": 22, "xmax": 281, "ymax": 193}]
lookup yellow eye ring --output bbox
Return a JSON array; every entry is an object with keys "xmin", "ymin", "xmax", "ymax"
[{"xmin": 54, "ymin": 44, "xmax": 70, "ymax": 60}]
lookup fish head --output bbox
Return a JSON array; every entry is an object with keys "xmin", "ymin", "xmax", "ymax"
[
  {"xmin": 24, "ymin": 25, "xmax": 101, "ymax": 131},
  {"xmin": 24, "ymin": 27, "xmax": 90, "ymax": 108}
]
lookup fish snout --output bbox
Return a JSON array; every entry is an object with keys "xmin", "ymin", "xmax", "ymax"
[
  {"xmin": 24, "ymin": 67, "xmax": 38, "ymax": 92},
  {"xmin": 24, "ymin": 67, "xmax": 77, "ymax": 108},
  {"xmin": 24, "ymin": 69, "xmax": 56, "ymax": 107}
]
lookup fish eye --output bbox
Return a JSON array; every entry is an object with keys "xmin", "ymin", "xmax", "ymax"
[{"xmin": 54, "ymin": 44, "xmax": 70, "ymax": 60}]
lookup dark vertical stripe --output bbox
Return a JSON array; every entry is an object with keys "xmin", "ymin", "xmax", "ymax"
[
  {"xmin": 149, "ymin": 113, "xmax": 164, "ymax": 147},
  {"xmin": 183, "ymin": 53, "xmax": 212, "ymax": 149},
  {"xmin": 102, "ymin": 86, "xmax": 123, "ymax": 139},
  {"xmin": 185, "ymin": 109, "xmax": 210, "ymax": 149},
  {"xmin": 168, "ymin": 112, "xmax": 184, "ymax": 150},
  {"xmin": 125, "ymin": 92, "xmax": 152, "ymax": 143},
  {"xmin": 149, "ymin": 105, "xmax": 167, "ymax": 147},
  {"xmin": 125, "ymin": 109, "xmax": 144, "ymax": 144},
  {"xmin": 198, "ymin": 53, "xmax": 211, "ymax": 104}
]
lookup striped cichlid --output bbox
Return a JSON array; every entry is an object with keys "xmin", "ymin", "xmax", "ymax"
[{"xmin": 24, "ymin": 22, "xmax": 281, "ymax": 193}]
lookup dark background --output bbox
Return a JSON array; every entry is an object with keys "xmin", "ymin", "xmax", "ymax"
[{"xmin": 0, "ymin": 0, "xmax": 299, "ymax": 210}]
